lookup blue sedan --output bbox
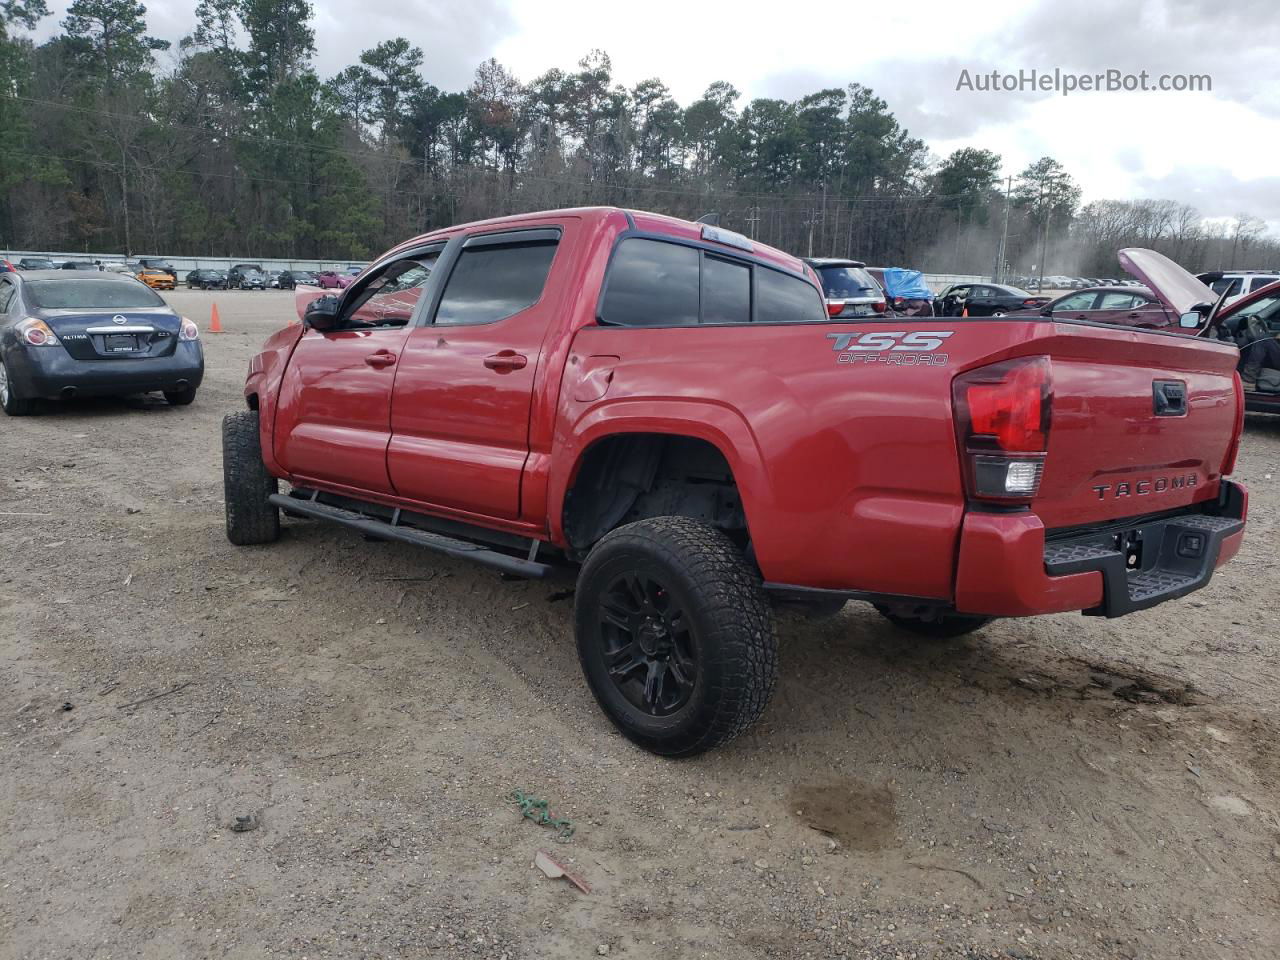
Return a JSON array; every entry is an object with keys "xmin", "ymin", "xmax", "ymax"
[{"xmin": 0, "ymin": 271, "xmax": 203, "ymax": 415}]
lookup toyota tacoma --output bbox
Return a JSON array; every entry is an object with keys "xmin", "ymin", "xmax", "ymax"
[{"xmin": 223, "ymin": 208, "xmax": 1247, "ymax": 756}]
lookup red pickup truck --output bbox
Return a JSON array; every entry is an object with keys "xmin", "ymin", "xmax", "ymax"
[{"xmin": 223, "ymin": 208, "xmax": 1247, "ymax": 756}]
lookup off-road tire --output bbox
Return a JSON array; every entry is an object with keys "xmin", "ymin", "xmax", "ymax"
[
  {"xmin": 873, "ymin": 604, "xmax": 993, "ymax": 639},
  {"xmin": 575, "ymin": 516, "xmax": 778, "ymax": 757},
  {"xmin": 222, "ymin": 410, "xmax": 279, "ymax": 545},
  {"xmin": 0, "ymin": 358, "xmax": 35, "ymax": 416},
  {"xmin": 164, "ymin": 386, "xmax": 197, "ymax": 406}
]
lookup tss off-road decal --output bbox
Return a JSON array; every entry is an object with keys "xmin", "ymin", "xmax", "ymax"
[{"xmin": 827, "ymin": 331, "xmax": 955, "ymax": 366}]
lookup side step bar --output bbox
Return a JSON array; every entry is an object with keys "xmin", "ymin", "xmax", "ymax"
[{"xmin": 268, "ymin": 493, "xmax": 552, "ymax": 579}]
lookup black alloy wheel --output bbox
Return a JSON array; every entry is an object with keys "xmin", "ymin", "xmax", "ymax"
[{"xmin": 598, "ymin": 571, "xmax": 698, "ymax": 717}]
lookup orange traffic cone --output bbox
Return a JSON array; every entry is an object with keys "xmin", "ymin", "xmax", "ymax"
[
  {"xmin": 961, "ymin": 305, "xmax": 969, "ymax": 317},
  {"xmin": 209, "ymin": 303, "xmax": 224, "ymax": 333}
]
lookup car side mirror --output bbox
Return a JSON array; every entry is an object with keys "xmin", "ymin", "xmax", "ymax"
[
  {"xmin": 304, "ymin": 295, "xmax": 341, "ymax": 331},
  {"xmin": 1178, "ymin": 311, "xmax": 1202, "ymax": 329},
  {"xmin": 1039, "ymin": 305, "xmax": 1053, "ymax": 317}
]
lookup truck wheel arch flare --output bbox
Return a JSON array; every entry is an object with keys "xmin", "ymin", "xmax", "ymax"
[{"xmin": 549, "ymin": 402, "xmax": 770, "ymax": 552}]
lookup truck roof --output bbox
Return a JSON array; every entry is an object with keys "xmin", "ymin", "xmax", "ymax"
[{"xmin": 389, "ymin": 206, "xmax": 811, "ymax": 278}]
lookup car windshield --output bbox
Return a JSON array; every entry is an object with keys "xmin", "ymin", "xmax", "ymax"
[
  {"xmin": 1233, "ymin": 295, "xmax": 1280, "ymax": 321},
  {"xmin": 26, "ymin": 279, "xmax": 166, "ymax": 309},
  {"xmin": 816, "ymin": 265, "xmax": 878, "ymax": 298},
  {"xmin": 23, "ymin": 259, "xmax": 53, "ymax": 268}
]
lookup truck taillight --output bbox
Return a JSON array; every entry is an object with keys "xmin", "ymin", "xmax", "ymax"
[
  {"xmin": 953, "ymin": 356, "xmax": 1053, "ymax": 503},
  {"xmin": 1222, "ymin": 371, "xmax": 1244, "ymax": 475}
]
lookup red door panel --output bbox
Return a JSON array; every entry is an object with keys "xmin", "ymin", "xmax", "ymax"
[
  {"xmin": 386, "ymin": 224, "xmax": 568, "ymax": 522},
  {"xmin": 273, "ymin": 326, "xmax": 410, "ymax": 493},
  {"xmin": 387, "ymin": 318, "xmax": 544, "ymax": 519}
]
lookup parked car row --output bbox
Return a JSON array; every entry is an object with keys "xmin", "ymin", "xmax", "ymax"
[{"xmin": 1010, "ymin": 274, "xmax": 1147, "ymax": 291}]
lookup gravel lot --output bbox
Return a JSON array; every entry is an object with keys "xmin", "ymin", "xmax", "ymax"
[{"xmin": 3, "ymin": 288, "xmax": 1279, "ymax": 960}]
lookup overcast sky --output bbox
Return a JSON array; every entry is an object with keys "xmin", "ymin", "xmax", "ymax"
[{"xmin": 33, "ymin": 0, "xmax": 1280, "ymax": 232}]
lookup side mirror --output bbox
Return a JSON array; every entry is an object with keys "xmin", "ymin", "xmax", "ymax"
[
  {"xmin": 1039, "ymin": 305, "xmax": 1053, "ymax": 317},
  {"xmin": 304, "ymin": 295, "xmax": 341, "ymax": 331},
  {"xmin": 1178, "ymin": 311, "xmax": 1202, "ymax": 329}
]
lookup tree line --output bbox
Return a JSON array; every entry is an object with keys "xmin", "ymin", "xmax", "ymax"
[{"xmin": 1, "ymin": 0, "xmax": 1275, "ymax": 277}]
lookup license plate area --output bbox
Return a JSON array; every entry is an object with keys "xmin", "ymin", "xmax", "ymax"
[{"xmin": 104, "ymin": 334, "xmax": 138, "ymax": 353}]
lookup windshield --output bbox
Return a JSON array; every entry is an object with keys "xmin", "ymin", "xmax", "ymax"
[
  {"xmin": 22, "ymin": 259, "xmax": 53, "ymax": 269},
  {"xmin": 27, "ymin": 279, "xmax": 167, "ymax": 310},
  {"xmin": 1233, "ymin": 295, "xmax": 1280, "ymax": 321},
  {"xmin": 816, "ymin": 265, "xmax": 879, "ymax": 299}
]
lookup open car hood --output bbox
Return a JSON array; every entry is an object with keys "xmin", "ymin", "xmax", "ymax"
[{"xmin": 1118, "ymin": 248, "xmax": 1215, "ymax": 317}]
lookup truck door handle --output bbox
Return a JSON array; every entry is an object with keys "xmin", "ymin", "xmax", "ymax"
[
  {"xmin": 365, "ymin": 350, "xmax": 396, "ymax": 368},
  {"xmin": 484, "ymin": 351, "xmax": 527, "ymax": 372}
]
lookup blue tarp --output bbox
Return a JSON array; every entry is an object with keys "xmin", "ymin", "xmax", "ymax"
[{"xmin": 880, "ymin": 267, "xmax": 933, "ymax": 300}]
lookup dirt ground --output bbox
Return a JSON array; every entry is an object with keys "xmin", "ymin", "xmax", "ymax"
[{"xmin": 3, "ymin": 289, "xmax": 1279, "ymax": 960}]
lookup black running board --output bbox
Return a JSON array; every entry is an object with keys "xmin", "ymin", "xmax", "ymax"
[{"xmin": 268, "ymin": 494, "xmax": 552, "ymax": 579}]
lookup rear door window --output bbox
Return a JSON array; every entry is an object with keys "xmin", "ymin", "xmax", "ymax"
[
  {"xmin": 701, "ymin": 255, "xmax": 751, "ymax": 325},
  {"xmin": 1098, "ymin": 292, "xmax": 1141, "ymax": 310},
  {"xmin": 435, "ymin": 233, "xmax": 559, "ymax": 326},
  {"xmin": 601, "ymin": 238, "xmax": 700, "ymax": 326}
]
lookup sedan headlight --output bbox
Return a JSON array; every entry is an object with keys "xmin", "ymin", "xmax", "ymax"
[{"xmin": 17, "ymin": 317, "xmax": 58, "ymax": 346}]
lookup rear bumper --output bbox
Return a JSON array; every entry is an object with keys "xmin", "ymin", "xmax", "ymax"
[
  {"xmin": 7, "ymin": 342, "xmax": 205, "ymax": 399},
  {"xmin": 953, "ymin": 481, "xmax": 1247, "ymax": 618}
]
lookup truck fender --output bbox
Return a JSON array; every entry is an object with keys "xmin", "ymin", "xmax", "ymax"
[
  {"xmin": 547, "ymin": 398, "xmax": 771, "ymax": 547},
  {"xmin": 244, "ymin": 323, "xmax": 305, "ymax": 478}
]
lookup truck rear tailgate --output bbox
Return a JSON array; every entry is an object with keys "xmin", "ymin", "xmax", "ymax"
[{"xmin": 1028, "ymin": 323, "xmax": 1241, "ymax": 529}]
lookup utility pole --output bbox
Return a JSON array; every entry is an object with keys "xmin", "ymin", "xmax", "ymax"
[
  {"xmin": 744, "ymin": 205, "xmax": 760, "ymax": 240},
  {"xmin": 819, "ymin": 181, "xmax": 827, "ymax": 254},
  {"xmin": 119, "ymin": 143, "xmax": 132, "ymax": 257},
  {"xmin": 1037, "ymin": 180, "xmax": 1050, "ymax": 292},
  {"xmin": 995, "ymin": 174, "xmax": 1012, "ymax": 283}
]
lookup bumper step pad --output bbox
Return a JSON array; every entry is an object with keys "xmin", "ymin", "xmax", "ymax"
[{"xmin": 1043, "ymin": 493, "xmax": 1244, "ymax": 617}]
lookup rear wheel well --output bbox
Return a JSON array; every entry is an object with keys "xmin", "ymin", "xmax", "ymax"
[{"xmin": 563, "ymin": 434, "xmax": 747, "ymax": 558}]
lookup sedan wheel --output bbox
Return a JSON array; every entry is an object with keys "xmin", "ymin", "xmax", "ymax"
[{"xmin": 0, "ymin": 358, "xmax": 36, "ymax": 416}]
